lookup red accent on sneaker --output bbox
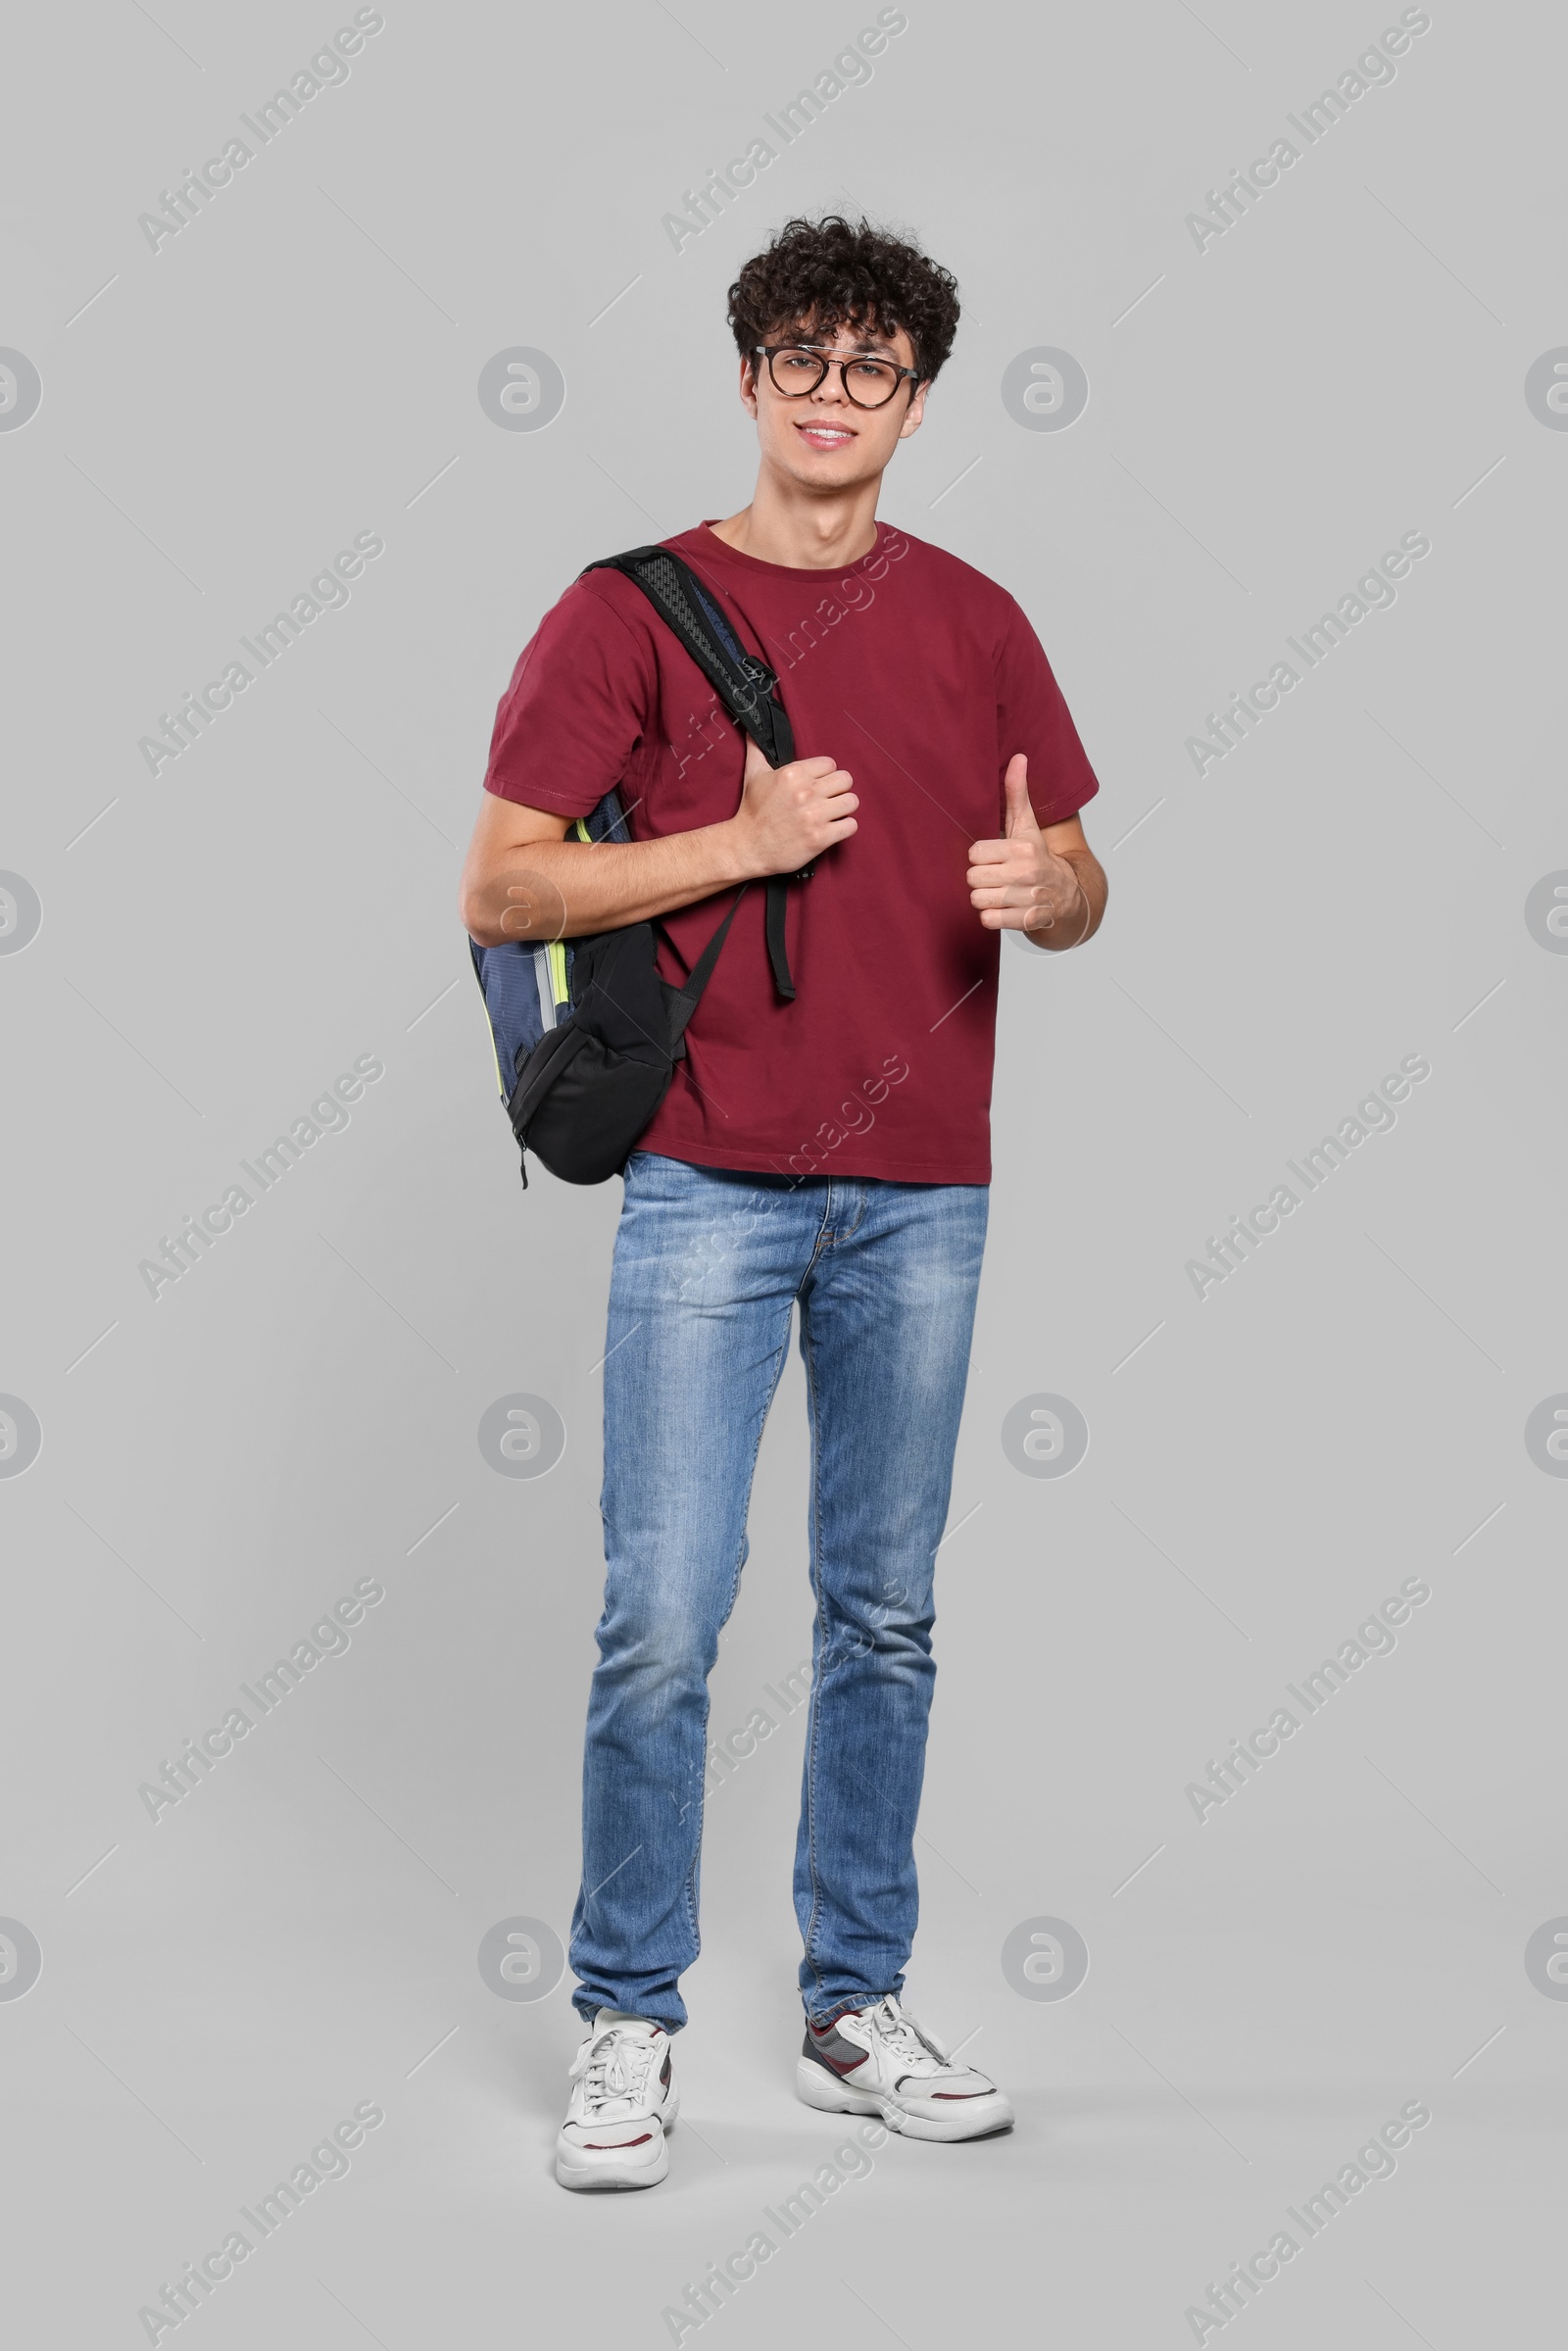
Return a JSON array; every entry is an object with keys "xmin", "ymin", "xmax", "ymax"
[{"xmin": 581, "ymin": 2131, "xmax": 654, "ymax": 2149}]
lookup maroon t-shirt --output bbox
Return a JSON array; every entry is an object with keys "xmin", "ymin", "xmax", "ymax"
[{"xmin": 482, "ymin": 521, "xmax": 1099, "ymax": 1183}]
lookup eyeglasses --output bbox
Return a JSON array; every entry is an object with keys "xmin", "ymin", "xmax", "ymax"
[{"xmin": 754, "ymin": 344, "xmax": 921, "ymax": 411}]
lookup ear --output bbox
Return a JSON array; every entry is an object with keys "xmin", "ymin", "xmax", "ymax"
[
  {"xmin": 897, "ymin": 381, "xmax": 930, "ymax": 442},
  {"xmin": 739, "ymin": 354, "xmax": 761, "ymax": 420}
]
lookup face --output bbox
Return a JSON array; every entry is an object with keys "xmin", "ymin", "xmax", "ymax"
[{"xmin": 740, "ymin": 318, "xmax": 928, "ymax": 494}]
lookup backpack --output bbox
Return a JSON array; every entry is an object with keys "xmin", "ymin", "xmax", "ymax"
[{"xmin": 467, "ymin": 545, "xmax": 808, "ymax": 1189}]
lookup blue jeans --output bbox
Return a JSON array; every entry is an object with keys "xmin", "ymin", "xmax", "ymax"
[{"xmin": 568, "ymin": 1152, "xmax": 989, "ymax": 2033}]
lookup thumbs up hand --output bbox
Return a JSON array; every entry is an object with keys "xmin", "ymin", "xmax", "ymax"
[{"xmin": 966, "ymin": 755, "xmax": 1092, "ymax": 943}]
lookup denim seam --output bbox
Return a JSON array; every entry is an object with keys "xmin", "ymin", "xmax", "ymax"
[
  {"xmin": 806, "ymin": 1178, "xmax": 838, "ymax": 1266},
  {"xmin": 798, "ymin": 1308, "xmax": 833, "ymax": 2016},
  {"xmin": 681, "ymin": 1298, "xmax": 796, "ymax": 1968}
]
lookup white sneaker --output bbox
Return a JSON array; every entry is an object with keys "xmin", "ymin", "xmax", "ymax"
[
  {"xmin": 555, "ymin": 2010, "xmax": 677, "ymax": 2190},
  {"xmin": 797, "ymin": 1995, "xmax": 1013, "ymax": 2142}
]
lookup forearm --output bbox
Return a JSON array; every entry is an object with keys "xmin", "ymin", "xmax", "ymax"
[
  {"xmin": 463, "ymin": 819, "xmax": 751, "ymax": 947},
  {"xmin": 1026, "ymin": 847, "xmax": 1106, "ymax": 951},
  {"xmin": 461, "ymin": 745, "xmax": 858, "ymax": 945}
]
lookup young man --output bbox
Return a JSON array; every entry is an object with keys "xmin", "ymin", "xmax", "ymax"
[{"xmin": 461, "ymin": 216, "xmax": 1105, "ymax": 2191}]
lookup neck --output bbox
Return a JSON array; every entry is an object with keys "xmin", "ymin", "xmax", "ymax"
[{"xmin": 710, "ymin": 463, "xmax": 882, "ymax": 570}]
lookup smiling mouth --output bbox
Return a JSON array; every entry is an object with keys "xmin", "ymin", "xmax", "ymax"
[{"xmin": 796, "ymin": 422, "xmax": 857, "ymax": 446}]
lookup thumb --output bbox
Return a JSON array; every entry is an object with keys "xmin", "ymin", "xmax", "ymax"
[
  {"xmin": 742, "ymin": 731, "xmax": 772, "ymax": 787},
  {"xmin": 1003, "ymin": 754, "xmax": 1038, "ymax": 836}
]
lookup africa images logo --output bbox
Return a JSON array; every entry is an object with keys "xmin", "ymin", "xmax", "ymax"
[
  {"xmin": 136, "ymin": 12, "xmax": 386, "ymax": 255},
  {"xmin": 661, "ymin": 11, "xmax": 908, "ymax": 252}
]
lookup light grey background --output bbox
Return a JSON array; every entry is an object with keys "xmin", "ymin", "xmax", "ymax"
[{"xmin": 3, "ymin": 0, "xmax": 1565, "ymax": 2342}]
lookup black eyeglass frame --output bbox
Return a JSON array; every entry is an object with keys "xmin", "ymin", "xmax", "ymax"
[{"xmin": 752, "ymin": 343, "xmax": 923, "ymax": 410}]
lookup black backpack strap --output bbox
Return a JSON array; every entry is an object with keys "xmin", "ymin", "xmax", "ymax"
[
  {"xmin": 582, "ymin": 546, "xmax": 796, "ymax": 767},
  {"xmin": 581, "ymin": 545, "xmax": 808, "ymax": 1001},
  {"xmin": 763, "ymin": 880, "xmax": 793, "ymax": 1002},
  {"xmin": 665, "ymin": 885, "xmax": 752, "ymax": 1047}
]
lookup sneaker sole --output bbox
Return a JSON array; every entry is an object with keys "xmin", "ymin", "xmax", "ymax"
[
  {"xmin": 796, "ymin": 2056, "xmax": 1013, "ymax": 2142},
  {"xmin": 555, "ymin": 2079, "xmax": 678, "ymax": 2191},
  {"xmin": 555, "ymin": 2138, "xmax": 668, "ymax": 2191}
]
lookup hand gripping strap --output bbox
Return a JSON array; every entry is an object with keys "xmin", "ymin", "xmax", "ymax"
[{"xmin": 581, "ymin": 545, "xmax": 807, "ymax": 1002}]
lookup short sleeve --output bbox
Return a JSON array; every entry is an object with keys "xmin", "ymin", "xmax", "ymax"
[
  {"xmin": 483, "ymin": 578, "xmax": 656, "ymax": 817},
  {"xmin": 995, "ymin": 599, "xmax": 1100, "ymax": 828}
]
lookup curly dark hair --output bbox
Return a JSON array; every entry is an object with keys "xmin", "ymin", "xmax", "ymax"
[{"xmin": 728, "ymin": 215, "xmax": 960, "ymax": 386}]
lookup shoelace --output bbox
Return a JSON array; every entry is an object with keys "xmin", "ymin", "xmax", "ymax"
[
  {"xmin": 569, "ymin": 2026, "xmax": 658, "ymax": 2112},
  {"xmin": 865, "ymin": 1996, "xmax": 952, "ymax": 2072}
]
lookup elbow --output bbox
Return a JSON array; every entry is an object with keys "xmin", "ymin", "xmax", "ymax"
[
  {"xmin": 460, "ymin": 881, "xmax": 504, "ymax": 950},
  {"xmin": 461, "ymin": 835, "xmax": 569, "ymax": 946},
  {"xmin": 459, "ymin": 850, "xmax": 499, "ymax": 944}
]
